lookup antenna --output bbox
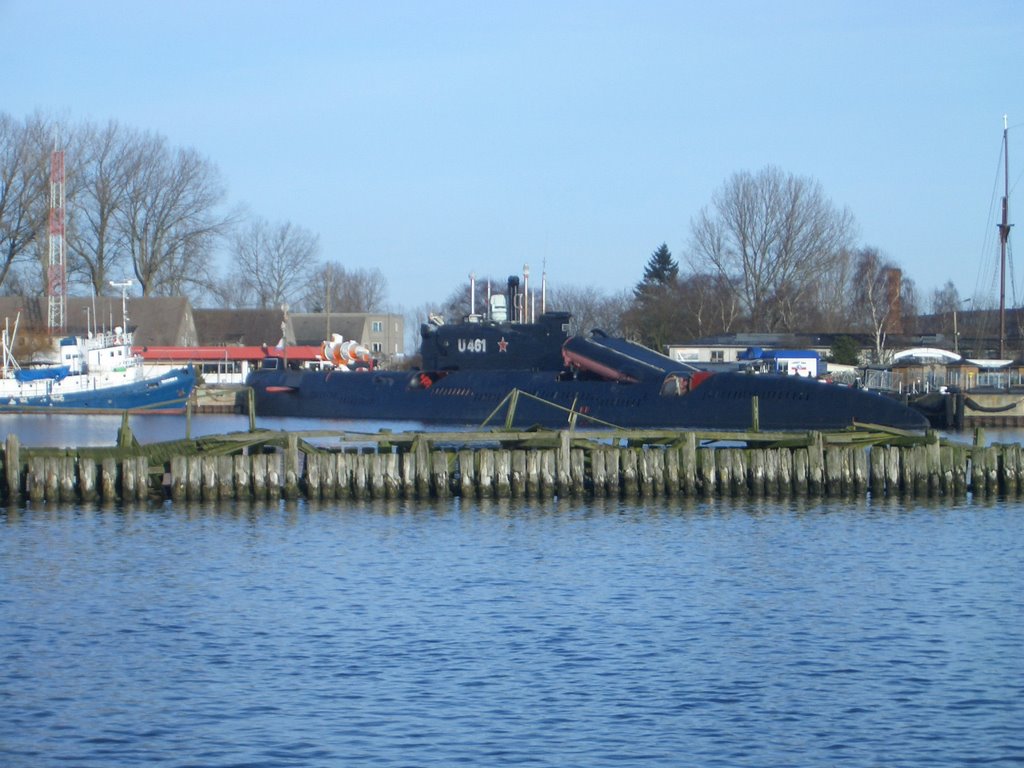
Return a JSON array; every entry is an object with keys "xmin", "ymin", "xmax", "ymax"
[
  {"xmin": 109, "ymin": 279, "xmax": 133, "ymax": 333},
  {"xmin": 523, "ymin": 264, "xmax": 530, "ymax": 323},
  {"xmin": 47, "ymin": 147, "xmax": 66, "ymax": 334}
]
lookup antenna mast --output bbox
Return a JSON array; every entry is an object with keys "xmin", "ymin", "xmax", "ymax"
[
  {"xmin": 999, "ymin": 115, "xmax": 1012, "ymax": 359},
  {"xmin": 47, "ymin": 147, "xmax": 67, "ymax": 334}
]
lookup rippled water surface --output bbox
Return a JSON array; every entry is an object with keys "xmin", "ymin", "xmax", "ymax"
[{"xmin": 2, "ymin": 496, "xmax": 1022, "ymax": 767}]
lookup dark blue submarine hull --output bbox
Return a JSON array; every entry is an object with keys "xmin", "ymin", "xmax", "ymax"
[{"xmin": 246, "ymin": 366, "xmax": 928, "ymax": 431}]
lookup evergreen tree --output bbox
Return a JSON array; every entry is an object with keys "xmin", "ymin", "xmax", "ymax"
[
  {"xmin": 637, "ymin": 243, "xmax": 678, "ymax": 293},
  {"xmin": 829, "ymin": 335, "xmax": 862, "ymax": 365},
  {"xmin": 628, "ymin": 243, "xmax": 683, "ymax": 352}
]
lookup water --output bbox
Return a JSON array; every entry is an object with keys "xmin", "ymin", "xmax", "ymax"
[
  {"xmin": 2, "ymin": 416, "xmax": 1023, "ymax": 766},
  {"xmin": 2, "ymin": 494, "xmax": 1022, "ymax": 767},
  {"xmin": 1, "ymin": 413, "xmax": 449, "ymax": 448}
]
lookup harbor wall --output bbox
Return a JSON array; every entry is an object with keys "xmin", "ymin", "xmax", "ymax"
[
  {"xmin": 961, "ymin": 392, "xmax": 1024, "ymax": 428},
  {"xmin": 1, "ymin": 429, "xmax": 1016, "ymax": 505}
]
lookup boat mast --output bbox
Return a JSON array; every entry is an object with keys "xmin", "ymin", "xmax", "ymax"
[
  {"xmin": 999, "ymin": 114, "xmax": 1012, "ymax": 359},
  {"xmin": 47, "ymin": 146, "xmax": 66, "ymax": 335},
  {"xmin": 110, "ymin": 279, "xmax": 133, "ymax": 348}
]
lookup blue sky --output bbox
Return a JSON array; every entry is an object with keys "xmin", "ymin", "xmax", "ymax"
[{"xmin": 2, "ymin": 0, "xmax": 1021, "ymax": 314}]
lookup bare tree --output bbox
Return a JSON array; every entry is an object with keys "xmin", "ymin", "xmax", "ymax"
[
  {"xmin": 232, "ymin": 217, "xmax": 320, "ymax": 309},
  {"xmin": 688, "ymin": 166, "xmax": 856, "ymax": 331},
  {"xmin": 925, "ymin": 280, "xmax": 966, "ymax": 341},
  {"xmin": 852, "ymin": 247, "xmax": 901, "ymax": 363},
  {"xmin": 117, "ymin": 134, "xmax": 232, "ymax": 297},
  {"xmin": 431, "ymin": 273, "xmax": 503, "ymax": 321},
  {"xmin": 899, "ymin": 276, "xmax": 920, "ymax": 337},
  {"xmin": 547, "ymin": 284, "xmax": 630, "ymax": 336},
  {"xmin": 808, "ymin": 247, "xmax": 859, "ymax": 333},
  {"xmin": 64, "ymin": 120, "xmax": 137, "ymax": 295},
  {"xmin": 302, "ymin": 261, "xmax": 388, "ymax": 313},
  {"xmin": 336, "ymin": 265, "xmax": 388, "ymax": 313},
  {"xmin": 0, "ymin": 112, "xmax": 50, "ymax": 292},
  {"xmin": 674, "ymin": 272, "xmax": 740, "ymax": 339}
]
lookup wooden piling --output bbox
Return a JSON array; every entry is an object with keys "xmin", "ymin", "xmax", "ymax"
[
  {"xmin": 382, "ymin": 453, "xmax": 400, "ymax": 498},
  {"xmin": 234, "ymin": 454, "xmax": 251, "ymax": 500},
  {"xmin": 570, "ymin": 448, "xmax": 587, "ymax": 496},
  {"xmin": 401, "ymin": 452, "xmax": 416, "ymax": 499},
  {"xmin": 283, "ymin": 436, "xmax": 300, "ymax": 500},
  {"xmin": 459, "ymin": 449, "xmax": 476, "ymax": 498},
  {"xmin": 28, "ymin": 457, "xmax": 45, "ymax": 504},
  {"xmin": 748, "ymin": 449, "xmax": 765, "ymax": 497},
  {"xmin": 414, "ymin": 437, "xmax": 431, "ymax": 499},
  {"xmin": 59, "ymin": 456, "xmax": 77, "ymax": 503},
  {"xmin": 793, "ymin": 448, "xmax": 808, "ymax": 496},
  {"xmin": 44, "ymin": 456, "xmax": 60, "ymax": 502},
  {"xmin": 351, "ymin": 454, "xmax": 367, "ymax": 500},
  {"xmin": 777, "ymin": 447, "xmax": 793, "ymax": 497},
  {"xmin": 807, "ymin": 433, "xmax": 824, "ymax": 496},
  {"xmin": 216, "ymin": 456, "xmax": 233, "ymax": 501},
  {"xmin": 266, "ymin": 453, "xmax": 281, "ymax": 500},
  {"xmin": 731, "ymin": 449, "xmax": 745, "ymax": 495},
  {"xmin": 951, "ymin": 444, "xmax": 968, "ymax": 496},
  {"xmin": 540, "ymin": 450, "xmax": 556, "ymax": 498},
  {"xmin": 101, "ymin": 457, "xmax": 117, "ymax": 502},
  {"xmin": 680, "ymin": 434, "xmax": 697, "ymax": 496},
  {"xmin": 664, "ymin": 446, "xmax": 679, "ymax": 497},
  {"xmin": 477, "ymin": 450, "xmax": 494, "ymax": 498},
  {"xmin": 80, "ymin": 457, "xmax": 98, "ymax": 503},
  {"xmin": 122, "ymin": 454, "xmax": 137, "ymax": 501},
  {"xmin": 970, "ymin": 448, "xmax": 986, "ymax": 497},
  {"xmin": 556, "ymin": 432, "xmax": 571, "ymax": 498},
  {"xmin": 431, "ymin": 450, "xmax": 450, "ymax": 498},
  {"xmin": 334, "ymin": 453, "xmax": 351, "ymax": 499},
  {"xmin": 604, "ymin": 448, "xmax": 621, "ymax": 498},
  {"xmin": 5, "ymin": 434, "xmax": 20, "ymax": 504},
  {"xmin": 169, "ymin": 456, "xmax": 186, "ymax": 502},
  {"xmin": 251, "ymin": 453, "xmax": 268, "ymax": 499},
  {"xmin": 304, "ymin": 451, "xmax": 321, "ymax": 499},
  {"xmin": 7, "ymin": 426, "xmax": 1024, "ymax": 506},
  {"xmin": 621, "ymin": 448, "xmax": 639, "ymax": 497},
  {"xmin": 496, "ymin": 450, "xmax": 512, "ymax": 498}
]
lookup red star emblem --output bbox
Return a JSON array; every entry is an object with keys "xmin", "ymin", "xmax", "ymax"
[{"xmin": 497, "ymin": 337, "xmax": 509, "ymax": 352}]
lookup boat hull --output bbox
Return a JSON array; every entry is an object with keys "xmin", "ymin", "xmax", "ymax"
[
  {"xmin": 0, "ymin": 367, "xmax": 196, "ymax": 413},
  {"xmin": 246, "ymin": 368, "xmax": 929, "ymax": 431}
]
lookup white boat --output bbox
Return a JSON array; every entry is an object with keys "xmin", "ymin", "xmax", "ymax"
[{"xmin": 1, "ymin": 316, "xmax": 195, "ymax": 413}]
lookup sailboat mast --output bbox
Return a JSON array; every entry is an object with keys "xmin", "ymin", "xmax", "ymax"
[{"xmin": 999, "ymin": 114, "xmax": 1011, "ymax": 359}]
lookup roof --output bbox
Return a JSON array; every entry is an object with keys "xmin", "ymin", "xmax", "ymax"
[
  {"xmin": 193, "ymin": 308, "xmax": 289, "ymax": 346},
  {"xmin": 0, "ymin": 295, "xmax": 194, "ymax": 346},
  {"xmin": 682, "ymin": 332, "xmax": 869, "ymax": 349},
  {"xmin": 290, "ymin": 313, "xmax": 369, "ymax": 346},
  {"xmin": 137, "ymin": 345, "xmax": 323, "ymax": 362}
]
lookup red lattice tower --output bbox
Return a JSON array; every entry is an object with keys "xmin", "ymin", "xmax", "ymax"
[{"xmin": 47, "ymin": 149, "xmax": 67, "ymax": 333}]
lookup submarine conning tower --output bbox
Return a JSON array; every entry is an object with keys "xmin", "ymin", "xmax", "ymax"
[{"xmin": 418, "ymin": 270, "xmax": 571, "ymax": 371}]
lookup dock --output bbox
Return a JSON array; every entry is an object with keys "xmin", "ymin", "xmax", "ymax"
[{"xmin": 1, "ymin": 421, "xmax": 1017, "ymax": 505}]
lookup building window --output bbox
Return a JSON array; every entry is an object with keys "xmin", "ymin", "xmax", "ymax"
[
  {"xmin": 371, "ymin": 342, "xmax": 383, "ymax": 353},
  {"xmin": 710, "ymin": 350, "xmax": 725, "ymax": 363},
  {"xmin": 372, "ymin": 321, "xmax": 383, "ymax": 333}
]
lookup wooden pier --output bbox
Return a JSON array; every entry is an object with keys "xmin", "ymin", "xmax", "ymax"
[{"xmin": 1, "ymin": 421, "xmax": 1018, "ymax": 505}]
